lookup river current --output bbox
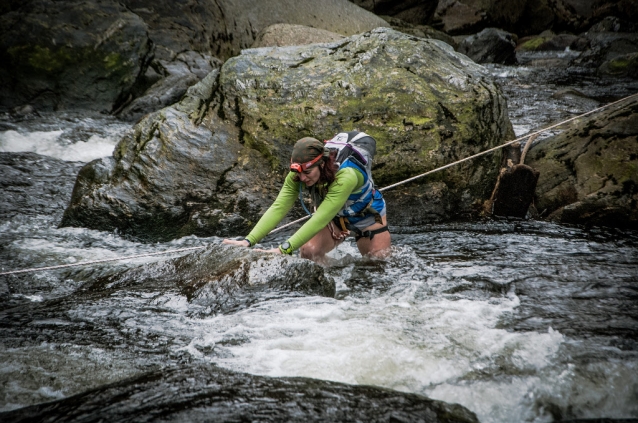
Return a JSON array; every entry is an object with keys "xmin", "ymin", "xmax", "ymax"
[{"xmin": 1, "ymin": 52, "xmax": 637, "ymax": 422}]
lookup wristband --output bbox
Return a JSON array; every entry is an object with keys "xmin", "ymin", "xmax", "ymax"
[{"xmin": 244, "ymin": 238, "xmax": 253, "ymax": 247}]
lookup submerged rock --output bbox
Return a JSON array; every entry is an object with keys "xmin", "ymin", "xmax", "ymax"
[
  {"xmin": 526, "ymin": 96, "xmax": 638, "ymax": 229},
  {"xmin": 92, "ymin": 244, "xmax": 336, "ymax": 315},
  {"xmin": 0, "ymin": 362, "xmax": 479, "ymax": 423},
  {"xmin": 62, "ymin": 28, "xmax": 513, "ymax": 240}
]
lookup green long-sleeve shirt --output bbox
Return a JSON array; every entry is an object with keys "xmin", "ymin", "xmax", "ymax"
[{"xmin": 245, "ymin": 167, "xmax": 364, "ymax": 251}]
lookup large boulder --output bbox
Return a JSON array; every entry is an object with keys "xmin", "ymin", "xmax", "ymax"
[
  {"xmin": 525, "ymin": 96, "xmax": 638, "ymax": 229},
  {"xmin": 61, "ymin": 28, "xmax": 514, "ymax": 241},
  {"xmin": 0, "ymin": 0, "xmax": 153, "ymax": 113},
  {"xmin": 0, "ymin": 0, "xmax": 388, "ymax": 115}
]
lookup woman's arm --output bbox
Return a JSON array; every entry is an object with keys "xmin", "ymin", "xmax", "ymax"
[{"xmin": 243, "ymin": 172, "xmax": 299, "ymax": 246}]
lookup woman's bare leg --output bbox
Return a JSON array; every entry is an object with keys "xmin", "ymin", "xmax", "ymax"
[
  {"xmin": 356, "ymin": 216, "xmax": 391, "ymax": 258},
  {"xmin": 300, "ymin": 225, "xmax": 342, "ymax": 264}
]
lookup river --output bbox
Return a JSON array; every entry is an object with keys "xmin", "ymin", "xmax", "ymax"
[{"xmin": 1, "ymin": 50, "xmax": 637, "ymax": 422}]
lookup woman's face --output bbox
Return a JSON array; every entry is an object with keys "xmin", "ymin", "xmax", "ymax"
[{"xmin": 298, "ymin": 164, "xmax": 322, "ymax": 186}]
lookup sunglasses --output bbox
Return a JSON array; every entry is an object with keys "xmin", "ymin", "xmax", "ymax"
[{"xmin": 290, "ymin": 153, "xmax": 323, "ymax": 173}]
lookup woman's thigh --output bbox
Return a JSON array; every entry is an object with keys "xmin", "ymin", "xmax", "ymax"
[
  {"xmin": 356, "ymin": 216, "xmax": 391, "ymax": 258},
  {"xmin": 300, "ymin": 225, "xmax": 342, "ymax": 261}
]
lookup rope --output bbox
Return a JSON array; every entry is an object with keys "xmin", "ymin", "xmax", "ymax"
[
  {"xmin": 2, "ymin": 92, "xmax": 636, "ymax": 275},
  {"xmin": 0, "ymin": 246, "xmax": 206, "ymax": 276}
]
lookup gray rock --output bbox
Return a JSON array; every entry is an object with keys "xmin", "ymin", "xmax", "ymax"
[
  {"xmin": 525, "ymin": 96, "xmax": 638, "ymax": 229},
  {"xmin": 0, "ymin": 362, "xmax": 479, "ymax": 423},
  {"xmin": 251, "ymin": 24, "xmax": 345, "ymax": 48},
  {"xmin": 517, "ymin": 32, "xmax": 583, "ymax": 52},
  {"xmin": 117, "ymin": 52, "xmax": 223, "ymax": 122},
  {"xmin": 62, "ymin": 28, "xmax": 514, "ymax": 240},
  {"xmin": 92, "ymin": 244, "xmax": 337, "ymax": 314},
  {"xmin": 598, "ymin": 52, "xmax": 638, "ymax": 78},
  {"xmin": 0, "ymin": 0, "xmax": 153, "ymax": 113},
  {"xmin": 458, "ymin": 28, "xmax": 518, "ymax": 64},
  {"xmin": 571, "ymin": 31, "xmax": 638, "ymax": 69}
]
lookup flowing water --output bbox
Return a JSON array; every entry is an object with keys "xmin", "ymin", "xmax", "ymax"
[{"xmin": 1, "ymin": 53, "xmax": 637, "ymax": 422}]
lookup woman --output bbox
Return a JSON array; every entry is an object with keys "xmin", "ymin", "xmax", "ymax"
[{"xmin": 223, "ymin": 134, "xmax": 391, "ymax": 263}]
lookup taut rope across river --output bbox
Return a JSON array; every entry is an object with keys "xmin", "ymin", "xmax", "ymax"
[{"xmin": 1, "ymin": 92, "xmax": 636, "ymax": 276}]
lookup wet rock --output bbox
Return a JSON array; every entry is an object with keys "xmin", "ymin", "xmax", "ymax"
[
  {"xmin": 117, "ymin": 52, "xmax": 223, "ymax": 122},
  {"xmin": 525, "ymin": 96, "xmax": 638, "ymax": 229},
  {"xmin": 457, "ymin": 28, "xmax": 518, "ymax": 64},
  {"xmin": 0, "ymin": 244, "xmax": 335, "ymax": 348},
  {"xmin": 597, "ymin": 52, "xmax": 638, "ymax": 78},
  {"xmin": 0, "ymin": 362, "xmax": 479, "ymax": 423},
  {"xmin": 251, "ymin": 24, "xmax": 345, "ymax": 48},
  {"xmin": 0, "ymin": 0, "xmax": 154, "ymax": 113},
  {"xmin": 571, "ymin": 31, "xmax": 638, "ymax": 75},
  {"xmin": 92, "ymin": 245, "xmax": 336, "ymax": 314},
  {"xmin": 348, "ymin": 0, "xmax": 439, "ymax": 26},
  {"xmin": 0, "ymin": 152, "xmax": 84, "ymax": 223},
  {"xmin": 61, "ymin": 28, "xmax": 513, "ymax": 240}
]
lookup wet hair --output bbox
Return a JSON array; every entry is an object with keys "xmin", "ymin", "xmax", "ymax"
[{"xmin": 292, "ymin": 150, "xmax": 338, "ymax": 185}]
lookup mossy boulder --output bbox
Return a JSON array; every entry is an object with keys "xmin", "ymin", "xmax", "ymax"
[
  {"xmin": 0, "ymin": 0, "xmax": 153, "ymax": 112},
  {"xmin": 62, "ymin": 28, "xmax": 514, "ymax": 241},
  {"xmin": 598, "ymin": 52, "xmax": 638, "ymax": 79},
  {"xmin": 525, "ymin": 96, "xmax": 638, "ymax": 229}
]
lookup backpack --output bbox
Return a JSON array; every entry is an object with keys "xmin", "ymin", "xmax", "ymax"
[{"xmin": 325, "ymin": 131, "xmax": 377, "ymax": 184}]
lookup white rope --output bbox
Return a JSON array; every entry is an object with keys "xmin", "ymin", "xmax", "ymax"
[
  {"xmin": 0, "ymin": 246, "xmax": 206, "ymax": 276},
  {"xmin": 2, "ymin": 93, "xmax": 636, "ymax": 275}
]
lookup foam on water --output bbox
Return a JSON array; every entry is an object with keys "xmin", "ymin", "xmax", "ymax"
[
  {"xmin": 179, "ymin": 263, "xmax": 565, "ymax": 423},
  {"xmin": 0, "ymin": 129, "xmax": 117, "ymax": 162}
]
